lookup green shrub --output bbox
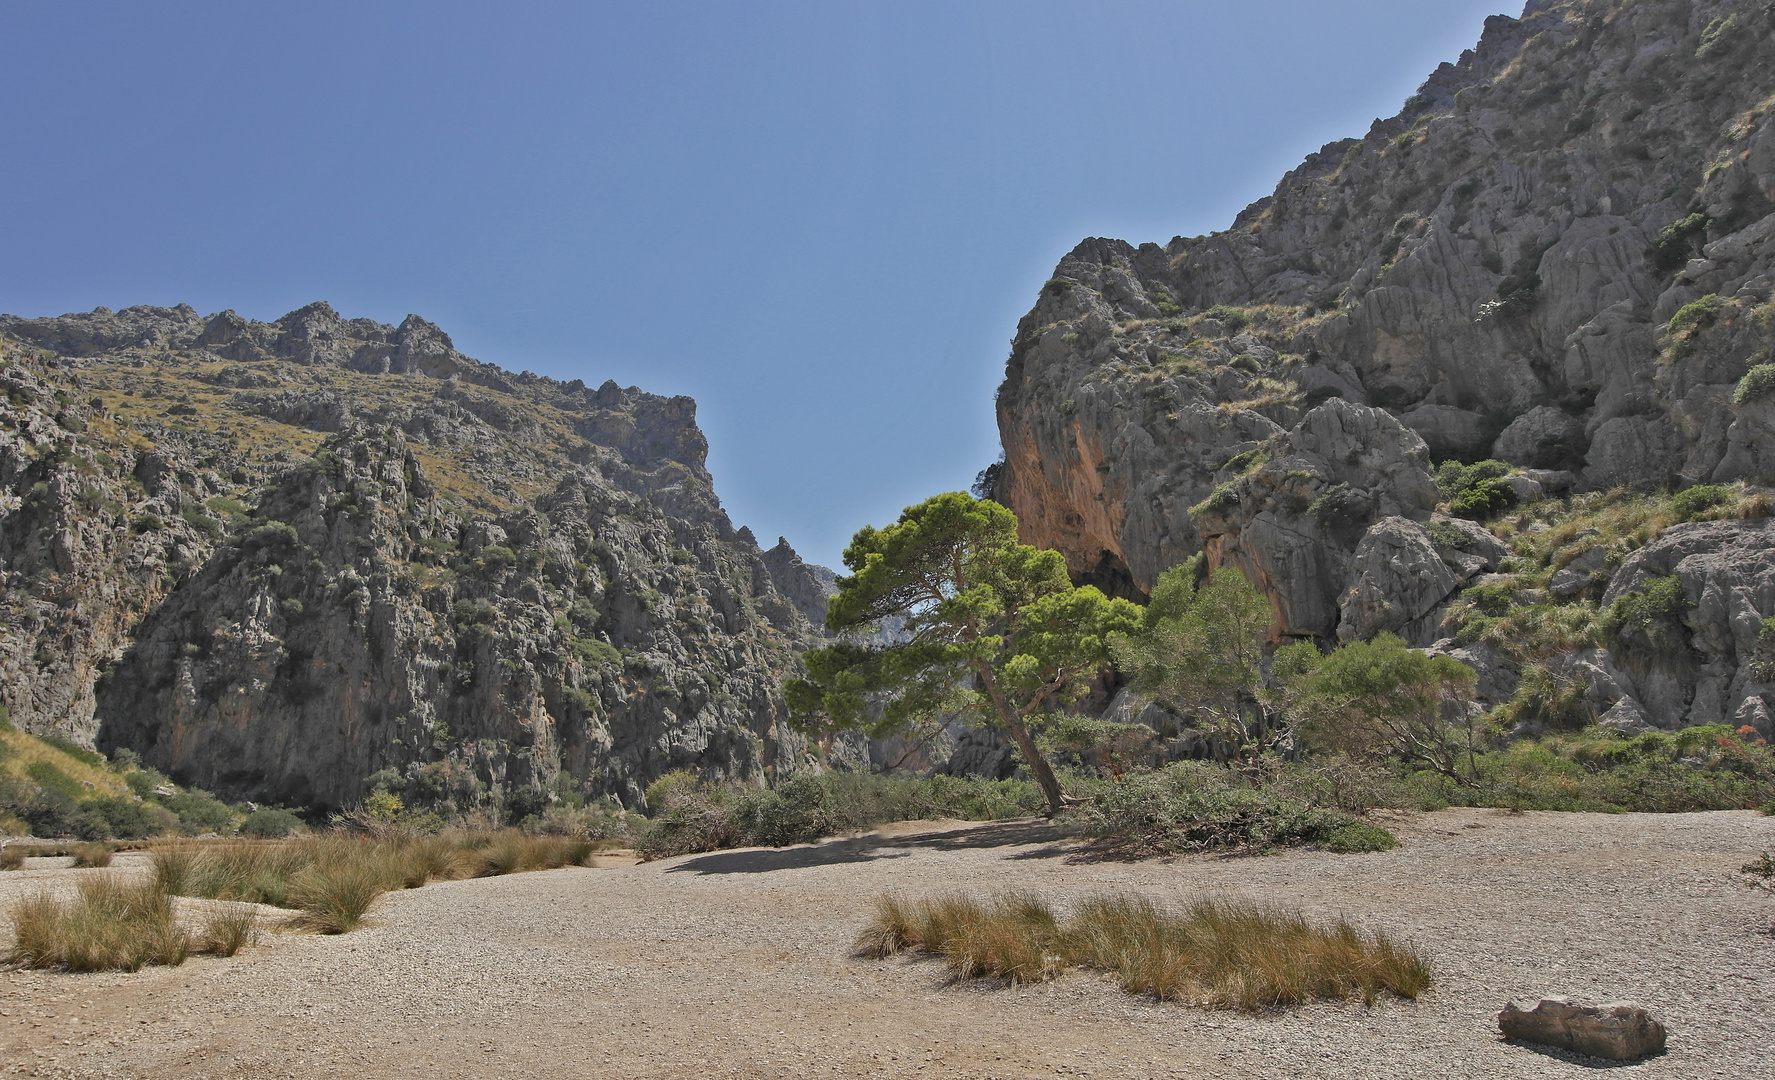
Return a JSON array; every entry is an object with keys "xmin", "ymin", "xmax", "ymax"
[
  {"xmin": 1450, "ymin": 481, "xmax": 1516, "ymax": 520},
  {"xmin": 1070, "ymin": 762, "xmax": 1388, "ymax": 855},
  {"xmin": 1321, "ymin": 822, "xmax": 1401, "ymax": 853},
  {"xmin": 729, "ymin": 776, "xmax": 836, "ymax": 848},
  {"xmin": 1698, "ymin": 13, "xmax": 1739, "ymax": 57},
  {"xmin": 159, "ymin": 789, "xmax": 235, "ymax": 834},
  {"xmin": 635, "ymin": 770, "xmax": 1046, "ymax": 859},
  {"xmin": 3, "ymin": 772, "xmax": 75, "ymax": 836},
  {"xmin": 1202, "ymin": 305, "xmax": 1250, "ymax": 332},
  {"xmin": 1647, "ymin": 213, "xmax": 1710, "ymax": 272},
  {"xmin": 1188, "ymin": 481, "xmax": 1242, "ymax": 519},
  {"xmin": 1671, "ymin": 484, "xmax": 1732, "ymax": 521},
  {"xmin": 243, "ymin": 521, "xmax": 299, "ymax": 555},
  {"xmin": 180, "ymin": 506, "xmax": 224, "ymax": 538},
  {"xmin": 125, "ymin": 767, "xmax": 171, "ymax": 799},
  {"xmin": 1434, "ymin": 460, "xmax": 1518, "ymax": 520},
  {"xmin": 1734, "ymin": 364, "xmax": 1775, "ymax": 405},
  {"xmin": 1667, "ymin": 294, "xmax": 1725, "ymax": 338},
  {"xmin": 1750, "ymin": 617, "xmax": 1775, "ymax": 683},
  {"xmin": 1146, "ymin": 283, "xmax": 1182, "ymax": 316},
  {"xmin": 69, "ymin": 797, "xmax": 172, "ymax": 840},
  {"xmin": 479, "ymin": 545, "xmax": 517, "ymax": 570},
  {"xmin": 1400, "ymin": 726, "xmax": 1775, "ymax": 813},
  {"xmin": 1601, "ymin": 575, "xmax": 1690, "ymax": 660},
  {"xmin": 239, "ymin": 807, "xmax": 303, "ymax": 839},
  {"xmin": 571, "ymin": 638, "xmax": 621, "ymax": 669}
]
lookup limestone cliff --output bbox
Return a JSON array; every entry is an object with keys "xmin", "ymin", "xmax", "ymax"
[
  {"xmin": 999, "ymin": 0, "xmax": 1775, "ymax": 597},
  {"xmin": 996, "ymin": 0, "xmax": 1775, "ymax": 733},
  {"xmin": 0, "ymin": 304, "xmax": 829, "ymax": 810}
]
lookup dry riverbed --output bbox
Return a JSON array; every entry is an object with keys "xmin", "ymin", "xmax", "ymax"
[{"xmin": 2, "ymin": 808, "xmax": 1772, "ymax": 1079}]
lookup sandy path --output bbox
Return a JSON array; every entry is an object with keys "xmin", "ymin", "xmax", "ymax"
[{"xmin": 2, "ymin": 808, "xmax": 1773, "ymax": 1079}]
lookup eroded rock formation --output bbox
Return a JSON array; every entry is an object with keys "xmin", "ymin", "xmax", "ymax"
[{"xmin": 0, "ymin": 305, "xmax": 830, "ymax": 810}]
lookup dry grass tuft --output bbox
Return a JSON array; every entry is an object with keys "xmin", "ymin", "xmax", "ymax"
[
  {"xmin": 859, "ymin": 891, "xmax": 1433, "ymax": 1012},
  {"xmin": 143, "ymin": 828, "xmax": 598, "ymax": 937},
  {"xmin": 196, "ymin": 903, "xmax": 260, "ymax": 956},
  {"xmin": 285, "ymin": 857, "xmax": 388, "ymax": 935},
  {"xmin": 70, "ymin": 843, "xmax": 113, "ymax": 868},
  {"xmin": 463, "ymin": 834, "xmax": 595, "ymax": 878},
  {"xmin": 859, "ymin": 893, "xmax": 1065, "ymax": 984},
  {"xmin": 0, "ymin": 846, "xmax": 24, "ymax": 871},
  {"xmin": 8, "ymin": 875, "xmax": 189, "ymax": 971}
]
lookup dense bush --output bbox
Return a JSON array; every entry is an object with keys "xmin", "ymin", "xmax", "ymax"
[
  {"xmin": 1404, "ymin": 726, "xmax": 1775, "ymax": 812},
  {"xmin": 68, "ymin": 797, "xmax": 174, "ymax": 840},
  {"xmin": 1069, "ymin": 762, "xmax": 1395, "ymax": 856},
  {"xmin": 1734, "ymin": 364, "xmax": 1775, "ymax": 405},
  {"xmin": 158, "ymin": 789, "xmax": 236, "ymax": 833},
  {"xmin": 1671, "ymin": 484, "xmax": 1732, "ymax": 521},
  {"xmin": 239, "ymin": 807, "xmax": 303, "ymax": 838},
  {"xmin": 636, "ymin": 770, "xmax": 1047, "ymax": 860},
  {"xmin": 1434, "ymin": 459, "xmax": 1519, "ymax": 520}
]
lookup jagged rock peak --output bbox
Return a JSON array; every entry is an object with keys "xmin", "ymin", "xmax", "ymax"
[{"xmin": 760, "ymin": 536, "xmax": 838, "ymax": 625}]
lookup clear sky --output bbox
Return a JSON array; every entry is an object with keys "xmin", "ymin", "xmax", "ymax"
[{"xmin": 1, "ymin": 1, "xmax": 1511, "ymax": 569}]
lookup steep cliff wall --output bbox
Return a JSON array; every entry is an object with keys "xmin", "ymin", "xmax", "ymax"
[
  {"xmin": 999, "ymin": 0, "xmax": 1775, "ymax": 600},
  {"xmin": 996, "ymin": 0, "xmax": 1775, "ymax": 734},
  {"xmin": 0, "ymin": 304, "xmax": 828, "ymax": 809}
]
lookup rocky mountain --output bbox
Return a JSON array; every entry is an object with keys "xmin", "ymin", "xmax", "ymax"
[
  {"xmin": 0, "ymin": 303, "xmax": 831, "ymax": 810},
  {"xmin": 994, "ymin": 0, "xmax": 1775, "ymax": 735}
]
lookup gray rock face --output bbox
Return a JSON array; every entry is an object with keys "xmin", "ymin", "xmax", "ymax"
[
  {"xmin": 1339, "ymin": 518, "xmax": 1459, "ymax": 643},
  {"xmin": 2, "ymin": 304, "xmax": 828, "ymax": 812},
  {"xmin": 0, "ymin": 345, "xmax": 220, "ymax": 745},
  {"xmin": 1498, "ymin": 998, "xmax": 1667, "ymax": 1061},
  {"xmin": 759, "ymin": 535, "xmax": 837, "ymax": 626},
  {"xmin": 1597, "ymin": 518, "xmax": 1775, "ymax": 731},
  {"xmin": 1493, "ymin": 406, "xmax": 1584, "ymax": 469},
  {"xmin": 1189, "ymin": 399, "xmax": 1445, "ymax": 639},
  {"xmin": 997, "ymin": 0, "xmax": 1775, "ymax": 636}
]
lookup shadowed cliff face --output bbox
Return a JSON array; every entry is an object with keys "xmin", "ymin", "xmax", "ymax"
[
  {"xmin": 0, "ymin": 304, "xmax": 829, "ymax": 810},
  {"xmin": 998, "ymin": 0, "xmax": 1775, "ymax": 604}
]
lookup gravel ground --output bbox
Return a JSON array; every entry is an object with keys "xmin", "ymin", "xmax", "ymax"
[{"xmin": 2, "ymin": 808, "xmax": 1773, "ymax": 1079}]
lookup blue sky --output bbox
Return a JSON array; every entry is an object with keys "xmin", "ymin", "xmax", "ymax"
[{"xmin": 1, "ymin": 1, "xmax": 1510, "ymax": 569}]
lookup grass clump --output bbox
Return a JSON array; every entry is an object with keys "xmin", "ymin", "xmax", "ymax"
[
  {"xmin": 859, "ymin": 892, "xmax": 1432, "ymax": 1012},
  {"xmin": 285, "ymin": 857, "xmax": 388, "ymax": 934},
  {"xmin": 8, "ymin": 875, "xmax": 189, "ymax": 972},
  {"xmin": 197, "ymin": 903, "xmax": 260, "ymax": 956},
  {"xmin": 149, "ymin": 827, "xmax": 604, "ymax": 934},
  {"xmin": 70, "ymin": 842, "xmax": 113, "ymax": 867}
]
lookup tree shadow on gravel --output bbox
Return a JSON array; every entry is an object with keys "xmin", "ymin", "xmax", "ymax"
[{"xmin": 664, "ymin": 820, "xmax": 1070, "ymax": 875}]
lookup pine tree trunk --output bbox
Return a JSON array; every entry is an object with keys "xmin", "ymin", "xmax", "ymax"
[{"xmin": 976, "ymin": 665, "xmax": 1065, "ymax": 816}]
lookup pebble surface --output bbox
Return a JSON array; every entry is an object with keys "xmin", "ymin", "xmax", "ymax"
[{"xmin": 2, "ymin": 807, "xmax": 1772, "ymax": 1079}]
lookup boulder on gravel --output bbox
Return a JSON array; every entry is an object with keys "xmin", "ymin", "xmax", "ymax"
[{"xmin": 1498, "ymin": 998, "xmax": 1667, "ymax": 1061}]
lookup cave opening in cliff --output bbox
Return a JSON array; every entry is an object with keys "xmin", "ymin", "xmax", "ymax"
[{"xmin": 1077, "ymin": 549, "xmax": 1145, "ymax": 605}]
